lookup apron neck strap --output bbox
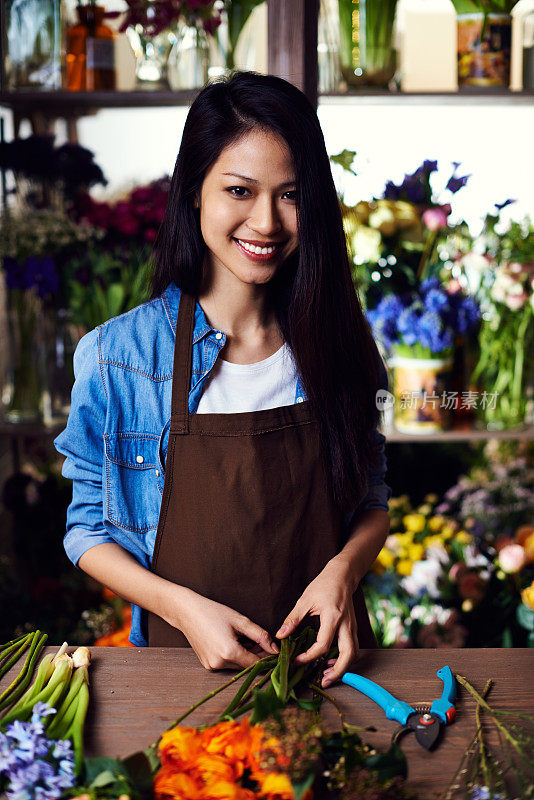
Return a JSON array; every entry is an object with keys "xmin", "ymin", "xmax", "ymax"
[{"xmin": 170, "ymin": 289, "xmax": 196, "ymax": 434}]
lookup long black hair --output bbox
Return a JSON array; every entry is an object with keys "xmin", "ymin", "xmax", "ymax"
[{"xmin": 151, "ymin": 70, "xmax": 386, "ymax": 512}]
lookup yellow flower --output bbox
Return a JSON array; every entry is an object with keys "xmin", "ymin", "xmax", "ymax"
[
  {"xmin": 376, "ymin": 548, "xmax": 396, "ymax": 570},
  {"xmin": 424, "ymin": 493, "xmax": 439, "ymax": 504},
  {"xmin": 396, "ymin": 559, "xmax": 413, "ymax": 576},
  {"xmin": 456, "ymin": 530, "xmax": 473, "ymax": 545},
  {"xmin": 423, "ymin": 535, "xmax": 444, "ymax": 549},
  {"xmin": 403, "ymin": 514, "xmax": 426, "ymax": 534},
  {"xmin": 258, "ymin": 772, "xmax": 295, "ymax": 799},
  {"xmin": 417, "ymin": 504, "xmax": 432, "ymax": 516},
  {"xmin": 521, "ymin": 581, "xmax": 534, "ymax": 611},
  {"xmin": 428, "ymin": 516, "xmax": 445, "ymax": 532},
  {"xmin": 396, "ymin": 531, "xmax": 414, "ymax": 547},
  {"xmin": 462, "ymin": 599, "xmax": 474, "ymax": 613},
  {"xmin": 408, "ymin": 544, "xmax": 424, "ymax": 562}
]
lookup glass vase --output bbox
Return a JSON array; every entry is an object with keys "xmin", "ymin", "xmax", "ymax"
[
  {"xmin": 4, "ymin": 0, "xmax": 61, "ymax": 89},
  {"xmin": 44, "ymin": 308, "xmax": 77, "ymax": 423},
  {"xmin": 167, "ymin": 18, "xmax": 210, "ymax": 90},
  {"xmin": 337, "ymin": 0, "xmax": 398, "ymax": 89},
  {"xmin": 125, "ymin": 25, "xmax": 176, "ymax": 90},
  {"xmin": 2, "ymin": 290, "xmax": 47, "ymax": 424},
  {"xmin": 472, "ymin": 304, "xmax": 534, "ymax": 431}
]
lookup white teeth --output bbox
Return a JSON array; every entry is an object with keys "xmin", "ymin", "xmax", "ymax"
[{"xmin": 237, "ymin": 239, "xmax": 278, "ymax": 255}]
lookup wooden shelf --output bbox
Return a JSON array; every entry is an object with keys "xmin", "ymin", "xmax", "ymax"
[
  {"xmin": 380, "ymin": 424, "xmax": 534, "ymax": 443},
  {"xmin": 0, "ymin": 89, "xmax": 200, "ymax": 111},
  {"xmin": 320, "ymin": 87, "xmax": 534, "ymax": 105}
]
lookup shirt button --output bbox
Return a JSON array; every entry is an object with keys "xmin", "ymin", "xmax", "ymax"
[
  {"xmin": 136, "ymin": 455, "xmax": 144, "ymax": 464},
  {"xmin": 296, "ymin": 397, "xmax": 304, "ymax": 403},
  {"xmin": 155, "ymin": 469, "xmax": 160, "ymax": 477},
  {"xmin": 215, "ymin": 332, "xmax": 223, "ymax": 340}
]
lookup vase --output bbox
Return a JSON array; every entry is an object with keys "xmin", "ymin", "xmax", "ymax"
[
  {"xmin": 457, "ymin": 13, "xmax": 512, "ymax": 87},
  {"xmin": 2, "ymin": 290, "xmax": 47, "ymax": 424},
  {"xmin": 167, "ymin": 18, "xmax": 210, "ymax": 90},
  {"xmin": 4, "ymin": 0, "xmax": 61, "ymax": 89},
  {"xmin": 388, "ymin": 354, "xmax": 454, "ymax": 434},
  {"xmin": 472, "ymin": 305, "xmax": 534, "ymax": 432},
  {"xmin": 337, "ymin": 0, "xmax": 398, "ymax": 89},
  {"xmin": 43, "ymin": 308, "xmax": 77, "ymax": 423},
  {"xmin": 125, "ymin": 25, "xmax": 176, "ymax": 90}
]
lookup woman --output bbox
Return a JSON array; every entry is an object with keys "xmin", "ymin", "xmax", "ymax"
[{"xmin": 54, "ymin": 71, "xmax": 391, "ymax": 690}]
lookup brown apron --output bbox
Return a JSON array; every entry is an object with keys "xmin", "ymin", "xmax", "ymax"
[{"xmin": 147, "ymin": 290, "xmax": 376, "ymax": 649}]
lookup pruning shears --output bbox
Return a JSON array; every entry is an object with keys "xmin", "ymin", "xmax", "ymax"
[{"xmin": 341, "ymin": 665, "xmax": 456, "ymax": 751}]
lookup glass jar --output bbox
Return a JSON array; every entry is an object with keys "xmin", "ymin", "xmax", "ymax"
[{"xmin": 4, "ymin": 0, "xmax": 61, "ymax": 89}]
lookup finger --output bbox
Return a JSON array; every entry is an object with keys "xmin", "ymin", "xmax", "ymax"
[
  {"xmin": 238, "ymin": 618, "xmax": 279, "ymax": 655},
  {"xmin": 293, "ymin": 612, "xmax": 338, "ymax": 664},
  {"xmin": 322, "ymin": 622, "xmax": 359, "ymax": 687},
  {"xmin": 275, "ymin": 603, "xmax": 306, "ymax": 639},
  {"xmin": 228, "ymin": 641, "xmax": 265, "ymax": 670}
]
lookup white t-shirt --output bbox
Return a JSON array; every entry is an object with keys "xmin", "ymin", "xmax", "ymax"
[{"xmin": 196, "ymin": 342, "xmax": 299, "ymax": 414}]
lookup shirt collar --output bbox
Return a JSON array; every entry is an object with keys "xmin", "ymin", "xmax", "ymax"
[{"xmin": 162, "ymin": 281, "xmax": 217, "ymax": 344}]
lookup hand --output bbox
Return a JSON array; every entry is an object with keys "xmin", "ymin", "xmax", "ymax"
[
  {"xmin": 275, "ymin": 558, "xmax": 359, "ymax": 688},
  {"xmin": 165, "ymin": 586, "xmax": 280, "ymax": 671}
]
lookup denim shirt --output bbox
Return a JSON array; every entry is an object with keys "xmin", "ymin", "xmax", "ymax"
[{"xmin": 54, "ymin": 282, "xmax": 391, "ymax": 646}]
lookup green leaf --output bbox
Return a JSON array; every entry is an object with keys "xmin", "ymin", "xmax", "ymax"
[
  {"xmin": 90, "ymin": 769, "xmax": 119, "ymax": 788},
  {"xmin": 364, "ymin": 741, "xmax": 407, "ymax": 781},
  {"xmin": 250, "ymin": 685, "xmax": 284, "ymax": 725},
  {"xmin": 121, "ymin": 748, "xmax": 160, "ymax": 792},
  {"xmin": 83, "ymin": 756, "xmax": 124, "ymax": 784},
  {"xmin": 292, "ymin": 771, "xmax": 315, "ymax": 800},
  {"xmin": 517, "ymin": 603, "xmax": 534, "ymax": 632},
  {"xmin": 330, "ymin": 149, "xmax": 357, "ymax": 174}
]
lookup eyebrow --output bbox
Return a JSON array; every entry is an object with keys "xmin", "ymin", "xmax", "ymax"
[{"xmin": 222, "ymin": 172, "xmax": 296, "ymax": 188}]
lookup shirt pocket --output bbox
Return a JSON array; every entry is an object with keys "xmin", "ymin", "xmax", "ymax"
[{"xmin": 104, "ymin": 433, "xmax": 161, "ymax": 534}]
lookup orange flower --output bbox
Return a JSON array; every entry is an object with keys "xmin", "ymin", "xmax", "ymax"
[
  {"xmin": 159, "ymin": 726, "xmax": 204, "ymax": 769},
  {"xmin": 94, "ymin": 605, "xmax": 134, "ymax": 647},
  {"xmin": 154, "ymin": 769, "xmax": 202, "ymax": 799},
  {"xmin": 256, "ymin": 771, "xmax": 294, "ymax": 799},
  {"xmin": 515, "ymin": 525, "xmax": 534, "ymax": 546}
]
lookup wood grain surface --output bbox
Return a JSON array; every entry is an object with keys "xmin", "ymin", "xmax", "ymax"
[{"xmin": 1, "ymin": 647, "xmax": 532, "ymax": 798}]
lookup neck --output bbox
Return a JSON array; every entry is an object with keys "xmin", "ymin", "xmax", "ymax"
[{"xmin": 197, "ymin": 268, "xmax": 278, "ymax": 344}]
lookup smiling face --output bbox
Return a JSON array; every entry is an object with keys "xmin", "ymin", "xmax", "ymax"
[{"xmin": 196, "ymin": 128, "xmax": 299, "ymax": 289}]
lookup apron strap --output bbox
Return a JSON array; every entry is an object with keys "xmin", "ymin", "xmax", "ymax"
[{"xmin": 170, "ymin": 289, "xmax": 196, "ymax": 434}]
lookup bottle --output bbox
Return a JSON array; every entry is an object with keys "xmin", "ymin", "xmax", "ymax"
[
  {"xmin": 394, "ymin": 0, "xmax": 457, "ymax": 92},
  {"xmin": 510, "ymin": 0, "xmax": 534, "ymax": 90},
  {"xmin": 65, "ymin": 3, "xmax": 116, "ymax": 91}
]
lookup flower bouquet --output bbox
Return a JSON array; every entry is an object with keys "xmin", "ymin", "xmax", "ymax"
[
  {"xmin": 366, "ymin": 277, "xmax": 480, "ymax": 433},
  {"xmin": 364, "ymin": 486, "xmax": 534, "ymax": 649}
]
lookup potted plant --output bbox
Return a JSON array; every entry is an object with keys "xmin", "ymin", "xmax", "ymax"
[{"xmin": 367, "ymin": 277, "xmax": 480, "ymax": 433}]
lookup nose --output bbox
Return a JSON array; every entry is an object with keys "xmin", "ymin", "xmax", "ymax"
[{"xmin": 247, "ymin": 193, "xmax": 283, "ymax": 236}]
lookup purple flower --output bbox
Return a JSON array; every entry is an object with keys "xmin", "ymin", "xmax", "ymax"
[
  {"xmin": 494, "ymin": 199, "xmax": 516, "ymax": 211},
  {"xmin": 0, "ymin": 705, "xmax": 75, "ymax": 800},
  {"xmin": 446, "ymin": 173, "xmax": 470, "ymax": 194},
  {"xmin": 2, "ymin": 256, "xmax": 59, "ymax": 298}
]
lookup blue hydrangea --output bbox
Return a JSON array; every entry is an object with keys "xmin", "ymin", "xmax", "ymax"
[
  {"xmin": 367, "ymin": 279, "xmax": 480, "ymax": 355},
  {"xmin": 0, "ymin": 703, "xmax": 75, "ymax": 800},
  {"xmin": 471, "ymin": 786, "xmax": 505, "ymax": 800}
]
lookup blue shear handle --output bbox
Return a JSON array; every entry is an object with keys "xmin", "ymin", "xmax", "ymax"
[
  {"xmin": 341, "ymin": 673, "xmax": 416, "ymax": 725},
  {"xmin": 430, "ymin": 666, "xmax": 456, "ymax": 724}
]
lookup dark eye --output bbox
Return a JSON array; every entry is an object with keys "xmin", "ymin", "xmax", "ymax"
[
  {"xmin": 226, "ymin": 186, "xmax": 250, "ymax": 197},
  {"xmin": 283, "ymin": 190, "xmax": 297, "ymax": 201}
]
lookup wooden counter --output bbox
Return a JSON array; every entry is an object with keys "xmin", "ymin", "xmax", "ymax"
[{"xmin": 2, "ymin": 647, "xmax": 533, "ymax": 798}]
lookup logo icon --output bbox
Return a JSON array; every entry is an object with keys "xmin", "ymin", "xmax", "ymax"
[{"xmin": 376, "ymin": 389, "xmax": 395, "ymax": 411}]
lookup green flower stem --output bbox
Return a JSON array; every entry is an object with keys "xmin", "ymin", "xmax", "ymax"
[
  {"xmin": 215, "ymin": 658, "xmax": 276, "ymax": 721},
  {"xmin": 455, "ymin": 675, "xmax": 530, "ymax": 761},
  {"xmin": 46, "ymin": 665, "xmax": 87, "ymax": 738},
  {"xmin": 0, "ymin": 632, "xmax": 47, "ymax": 714},
  {"xmin": 1, "ymin": 653, "xmax": 55, "ymax": 723},
  {"xmin": 475, "ymin": 679, "xmax": 492, "ymax": 789},
  {"xmin": 0, "ymin": 634, "xmax": 32, "ymax": 682},
  {"xmin": 0, "ymin": 634, "xmax": 30, "ymax": 657},
  {"xmin": 6, "ymin": 658, "xmax": 73, "ymax": 723},
  {"xmin": 63, "ymin": 675, "xmax": 89, "ymax": 777},
  {"xmin": 151, "ymin": 654, "xmax": 278, "ymax": 749}
]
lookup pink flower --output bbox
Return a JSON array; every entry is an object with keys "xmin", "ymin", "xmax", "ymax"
[
  {"xmin": 505, "ymin": 286, "xmax": 528, "ymax": 310},
  {"xmin": 449, "ymin": 563, "xmax": 468, "ymax": 582},
  {"xmin": 422, "ymin": 206, "xmax": 450, "ymax": 231},
  {"xmin": 498, "ymin": 544, "xmax": 526, "ymax": 574}
]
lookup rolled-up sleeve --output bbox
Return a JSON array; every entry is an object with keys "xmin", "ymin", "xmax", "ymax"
[{"xmin": 54, "ymin": 327, "xmax": 114, "ymax": 567}]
